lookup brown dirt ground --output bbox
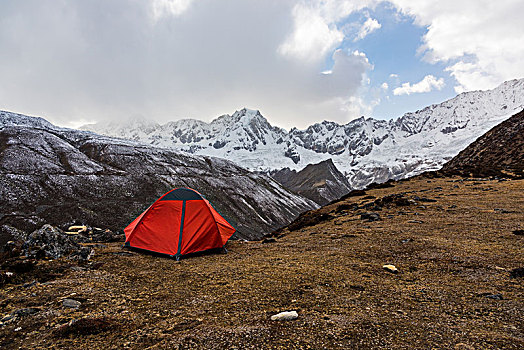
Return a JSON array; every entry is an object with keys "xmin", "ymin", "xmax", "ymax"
[{"xmin": 1, "ymin": 176, "xmax": 523, "ymax": 349}]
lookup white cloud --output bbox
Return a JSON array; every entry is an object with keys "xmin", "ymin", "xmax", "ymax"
[
  {"xmin": 355, "ymin": 17, "xmax": 381, "ymax": 41},
  {"xmin": 393, "ymin": 75, "xmax": 445, "ymax": 95},
  {"xmin": 278, "ymin": 4, "xmax": 344, "ymax": 63},
  {"xmin": 389, "ymin": 0, "xmax": 524, "ymax": 92},
  {"xmin": 381, "ymin": 82, "xmax": 388, "ymax": 90},
  {"xmin": 0, "ymin": 0, "xmax": 373, "ymax": 129},
  {"xmin": 152, "ymin": 0, "xmax": 194, "ymax": 20},
  {"xmin": 278, "ymin": 0, "xmax": 379, "ymax": 62}
]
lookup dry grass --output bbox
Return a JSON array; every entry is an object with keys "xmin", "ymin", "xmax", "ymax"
[{"xmin": 1, "ymin": 176, "xmax": 523, "ymax": 349}]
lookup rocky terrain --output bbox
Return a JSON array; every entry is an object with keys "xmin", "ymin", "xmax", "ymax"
[
  {"xmin": 82, "ymin": 79, "xmax": 524, "ymax": 189},
  {"xmin": 441, "ymin": 109, "xmax": 524, "ymax": 178},
  {"xmin": 1, "ymin": 175, "xmax": 522, "ymax": 349},
  {"xmin": 270, "ymin": 159, "xmax": 352, "ymax": 205},
  {"xmin": 0, "ymin": 111, "xmax": 317, "ymax": 243}
]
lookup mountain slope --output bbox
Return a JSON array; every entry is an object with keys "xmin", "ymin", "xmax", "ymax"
[
  {"xmin": 82, "ymin": 78, "xmax": 524, "ymax": 189},
  {"xmin": 270, "ymin": 159, "xmax": 352, "ymax": 205},
  {"xmin": 441, "ymin": 109, "xmax": 524, "ymax": 178},
  {"xmin": 0, "ymin": 111, "xmax": 318, "ymax": 244}
]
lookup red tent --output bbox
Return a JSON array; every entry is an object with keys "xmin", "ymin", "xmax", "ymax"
[{"xmin": 124, "ymin": 188, "xmax": 236, "ymax": 259}]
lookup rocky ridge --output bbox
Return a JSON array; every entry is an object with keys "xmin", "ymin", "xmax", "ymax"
[
  {"xmin": 270, "ymin": 159, "xmax": 352, "ymax": 205},
  {"xmin": 441, "ymin": 109, "xmax": 524, "ymax": 178},
  {"xmin": 82, "ymin": 78, "xmax": 524, "ymax": 189},
  {"xmin": 0, "ymin": 112, "xmax": 318, "ymax": 244}
]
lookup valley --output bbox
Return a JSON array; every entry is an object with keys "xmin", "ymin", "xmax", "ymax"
[{"xmin": 1, "ymin": 175, "xmax": 522, "ymax": 349}]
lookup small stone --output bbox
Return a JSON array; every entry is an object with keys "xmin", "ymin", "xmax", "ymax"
[
  {"xmin": 113, "ymin": 251, "xmax": 134, "ymax": 256},
  {"xmin": 13, "ymin": 308, "xmax": 40, "ymax": 317},
  {"xmin": 63, "ymin": 299, "xmax": 82, "ymax": 309},
  {"xmin": 23, "ymin": 280, "xmax": 38, "ymax": 288},
  {"xmin": 360, "ymin": 212, "xmax": 381, "ymax": 222},
  {"xmin": 262, "ymin": 238, "xmax": 276, "ymax": 244},
  {"xmin": 71, "ymin": 266, "xmax": 87, "ymax": 272},
  {"xmin": 407, "ymin": 220, "xmax": 424, "ymax": 224},
  {"xmin": 270, "ymin": 311, "xmax": 298, "ymax": 321},
  {"xmin": 512, "ymin": 229, "xmax": 524, "ymax": 236},
  {"xmin": 485, "ymin": 293, "xmax": 503, "ymax": 300},
  {"xmin": 1, "ymin": 314, "xmax": 14, "ymax": 323},
  {"xmin": 510, "ymin": 267, "xmax": 524, "ymax": 278},
  {"xmin": 383, "ymin": 264, "xmax": 398, "ymax": 274}
]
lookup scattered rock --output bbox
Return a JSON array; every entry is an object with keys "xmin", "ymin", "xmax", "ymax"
[
  {"xmin": 349, "ymin": 285, "xmax": 365, "ymax": 291},
  {"xmin": 91, "ymin": 229, "xmax": 125, "ymax": 243},
  {"xmin": 70, "ymin": 266, "xmax": 87, "ymax": 272},
  {"xmin": 484, "ymin": 293, "xmax": 503, "ymax": 300},
  {"xmin": 512, "ymin": 229, "xmax": 524, "ymax": 236},
  {"xmin": 407, "ymin": 220, "xmax": 424, "ymax": 224},
  {"xmin": 270, "ymin": 311, "xmax": 298, "ymax": 321},
  {"xmin": 1, "ymin": 314, "xmax": 15, "ymax": 323},
  {"xmin": 2, "ymin": 240, "xmax": 23, "ymax": 258},
  {"xmin": 494, "ymin": 208, "xmax": 512, "ymax": 213},
  {"xmin": 1, "ymin": 307, "xmax": 41, "ymax": 323},
  {"xmin": 383, "ymin": 265, "xmax": 398, "ymax": 274},
  {"xmin": 13, "ymin": 307, "xmax": 41, "ymax": 317},
  {"xmin": 68, "ymin": 247, "xmax": 95, "ymax": 261},
  {"xmin": 23, "ymin": 224, "xmax": 94, "ymax": 261},
  {"xmin": 401, "ymin": 239, "xmax": 413, "ymax": 243},
  {"xmin": 53, "ymin": 317, "xmax": 116, "ymax": 337},
  {"xmin": 334, "ymin": 203, "xmax": 356, "ymax": 213},
  {"xmin": 509, "ymin": 267, "xmax": 524, "ymax": 278},
  {"xmin": 413, "ymin": 196, "xmax": 437, "ymax": 202},
  {"xmin": 23, "ymin": 280, "xmax": 38, "ymax": 288},
  {"xmin": 288, "ymin": 211, "xmax": 334, "ymax": 232},
  {"xmin": 262, "ymin": 238, "xmax": 277, "ymax": 244},
  {"xmin": 360, "ymin": 212, "xmax": 381, "ymax": 222},
  {"xmin": 63, "ymin": 299, "xmax": 82, "ymax": 309},
  {"xmin": 112, "ymin": 251, "xmax": 134, "ymax": 257}
]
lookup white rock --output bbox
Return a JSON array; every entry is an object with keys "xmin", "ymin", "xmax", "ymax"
[
  {"xmin": 383, "ymin": 264, "xmax": 398, "ymax": 274},
  {"xmin": 270, "ymin": 311, "xmax": 298, "ymax": 321}
]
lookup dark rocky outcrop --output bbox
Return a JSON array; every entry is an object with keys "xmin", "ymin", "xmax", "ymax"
[
  {"xmin": 441, "ymin": 109, "xmax": 524, "ymax": 178},
  {"xmin": 22, "ymin": 225, "xmax": 94, "ymax": 261},
  {"xmin": 270, "ymin": 159, "xmax": 352, "ymax": 205},
  {"xmin": 0, "ymin": 111, "xmax": 317, "ymax": 244}
]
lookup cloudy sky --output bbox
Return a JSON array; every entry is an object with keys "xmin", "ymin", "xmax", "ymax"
[{"xmin": 1, "ymin": 0, "xmax": 523, "ymax": 129}]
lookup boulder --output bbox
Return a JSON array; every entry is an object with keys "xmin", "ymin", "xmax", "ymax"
[
  {"xmin": 23, "ymin": 225, "xmax": 93, "ymax": 261},
  {"xmin": 270, "ymin": 311, "xmax": 298, "ymax": 321}
]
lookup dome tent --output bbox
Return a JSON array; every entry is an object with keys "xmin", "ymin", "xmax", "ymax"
[{"xmin": 124, "ymin": 188, "xmax": 236, "ymax": 260}]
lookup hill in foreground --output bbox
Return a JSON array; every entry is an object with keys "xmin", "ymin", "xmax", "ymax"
[
  {"xmin": 441, "ymin": 109, "xmax": 524, "ymax": 178},
  {"xmin": 0, "ymin": 111, "xmax": 317, "ymax": 243},
  {"xmin": 1, "ymin": 175, "xmax": 522, "ymax": 349}
]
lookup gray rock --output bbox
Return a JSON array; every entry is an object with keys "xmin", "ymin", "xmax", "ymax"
[
  {"xmin": 360, "ymin": 212, "xmax": 381, "ymax": 222},
  {"xmin": 484, "ymin": 293, "xmax": 503, "ymax": 300},
  {"xmin": 22, "ymin": 225, "xmax": 94, "ymax": 261},
  {"xmin": 63, "ymin": 299, "xmax": 82, "ymax": 309}
]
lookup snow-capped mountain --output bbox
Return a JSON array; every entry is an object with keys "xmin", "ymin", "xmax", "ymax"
[
  {"xmin": 81, "ymin": 78, "xmax": 524, "ymax": 189},
  {"xmin": 0, "ymin": 110, "xmax": 318, "ymax": 242}
]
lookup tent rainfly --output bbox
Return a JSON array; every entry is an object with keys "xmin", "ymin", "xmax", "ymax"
[{"xmin": 124, "ymin": 188, "xmax": 235, "ymax": 260}]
